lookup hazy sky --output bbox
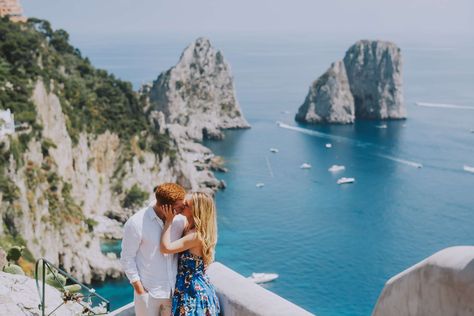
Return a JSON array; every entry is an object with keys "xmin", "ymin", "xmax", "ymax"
[{"xmin": 21, "ymin": 0, "xmax": 473, "ymax": 41}]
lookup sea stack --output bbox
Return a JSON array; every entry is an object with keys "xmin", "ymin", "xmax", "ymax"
[
  {"xmin": 295, "ymin": 61, "xmax": 355, "ymax": 124},
  {"xmin": 344, "ymin": 40, "xmax": 405, "ymax": 120},
  {"xmin": 296, "ymin": 40, "xmax": 406, "ymax": 124},
  {"xmin": 147, "ymin": 37, "xmax": 250, "ymax": 140}
]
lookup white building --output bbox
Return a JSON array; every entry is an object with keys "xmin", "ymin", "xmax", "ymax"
[{"xmin": 0, "ymin": 109, "xmax": 15, "ymax": 138}]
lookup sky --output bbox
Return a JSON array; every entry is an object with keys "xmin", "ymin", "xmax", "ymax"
[{"xmin": 21, "ymin": 0, "xmax": 474, "ymax": 42}]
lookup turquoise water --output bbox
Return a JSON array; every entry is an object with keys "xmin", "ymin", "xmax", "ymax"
[{"xmin": 81, "ymin": 35, "xmax": 474, "ymax": 315}]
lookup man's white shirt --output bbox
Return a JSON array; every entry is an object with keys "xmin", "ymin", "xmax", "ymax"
[{"xmin": 120, "ymin": 204, "xmax": 186, "ymax": 298}]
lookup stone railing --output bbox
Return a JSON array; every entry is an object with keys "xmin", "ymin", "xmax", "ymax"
[
  {"xmin": 372, "ymin": 246, "xmax": 474, "ymax": 316},
  {"xmin": 111, "ymin": 262, "xmax": 314, "ymax": 316}
]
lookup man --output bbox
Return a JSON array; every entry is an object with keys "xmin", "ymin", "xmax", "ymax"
[{"xmin": 120, "ymin": 183, "xmax": 187, "ymax": 316}]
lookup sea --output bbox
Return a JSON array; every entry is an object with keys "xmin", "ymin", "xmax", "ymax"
[{"xmin": 75, "ymin": 33, "xmax": 474, "ymax": 316}]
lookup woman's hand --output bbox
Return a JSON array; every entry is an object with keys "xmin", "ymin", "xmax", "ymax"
[{"xmin": 160, "ymin": 204, "xmax": 175, "ymax": 223}]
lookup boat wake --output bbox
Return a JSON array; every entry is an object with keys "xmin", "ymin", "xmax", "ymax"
[
  {"xmin": 277, "ymin": 122, "xmax": 371, "ymax": 147},
  {"xmin": 415, "ymin": 102, "xmax": 474, "ymax": 110},
  {"xmin": 278, "ymin": 122, "xmax": 424, "ymax": 169},
  {"xmin": 376, "ymin": 154, "xmax": 423, "ymax": 168}
]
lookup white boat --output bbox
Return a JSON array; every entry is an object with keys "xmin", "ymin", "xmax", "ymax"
[
  {"xmin": 376, "ymin": 124, "xmax": 388, "ymax": 129},
  {"xmin": 325, "ymin": 143, "xmax": 332, "ymax": 148},
  {"xmin": 300, "ymin": 163, "xmax": 312, "ymax": 169},
  {"xmin": 328, "ymin": 165, "xmax": 345, "ymax": 173},
  {"xmin": 256, "ymin": 183, "xmax": 265, "ymax": 188},
  {"xmin": 247, "ymin": 273, "xmax": 279, "ymax": 284},
  {"xmin": 337, "ymin": 177, "xmax": 355, "ymax": 184},
  {"xmin": 463, "ymin": 165, "xmax": 474, "ymax": 174},
  {"xmin": 269, "ymin": 148, "xmax": 279, "ymax": 153}
]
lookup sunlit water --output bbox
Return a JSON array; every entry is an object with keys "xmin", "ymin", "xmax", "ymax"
[{"xmin": 79, "ymin": 34, "xmax": 474, "ymax": 315}]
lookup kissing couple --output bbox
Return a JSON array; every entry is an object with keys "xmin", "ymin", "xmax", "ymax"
[{"xmin": 120, "ymin": 183, "xmax": 220, "ymax": 316}]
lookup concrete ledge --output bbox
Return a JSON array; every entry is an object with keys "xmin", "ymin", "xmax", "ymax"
[
  {"xmin": 207, "ymin": 262, "xmax": 314, "ymax": 316},
  {"xmin": 372, "ymin": 246, "xmax": 474, "ymax": 316},
  {"xmin": 109, "ymin": 301, "xmax": 134, "ymax": 315},
  {"xmin": 111, "ymin": 262, "xmax": 314, "ymax": 315}
]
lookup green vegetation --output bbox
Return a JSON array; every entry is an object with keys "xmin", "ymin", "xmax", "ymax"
[
  {"xmin": 0, "ymin": 141, "xmax": 19, "ymax": 203},
  {"xmin": 41, "ymin": 138, "xmax": 56, "ymax": 156},
  {"xmin": 0, "ymin": 240, "xmax": 34, "ymax": 276},
  {"xmin": 122, "ymin": 184, "xmax": 149, "ymax": 208},
  {"xmin": 3, "ymin": 262, "xmax": 24, "ymax": 275},
  {"xmin": 85, "ymin": 218, "xmax": 98, "ymax": 233},
  {"xmin": 0, "ymin": 17, "xmax": 173, "ymax": 152}
]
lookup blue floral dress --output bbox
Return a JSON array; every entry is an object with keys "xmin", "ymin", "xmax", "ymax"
[{"xmin": 171, "ymin": 250, "xmax": 220, "ymax": 316}]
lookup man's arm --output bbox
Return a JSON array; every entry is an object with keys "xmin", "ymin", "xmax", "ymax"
[{"xmin": 120, "ymin": 220, "xmax": 146, "ymax": 294}]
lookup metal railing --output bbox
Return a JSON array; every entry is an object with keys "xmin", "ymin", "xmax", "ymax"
[{"xmin": 35, "ymin": 258, "xmax": 110, "ymax": 316}]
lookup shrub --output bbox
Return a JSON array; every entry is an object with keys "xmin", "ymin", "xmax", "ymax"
[{"xmin": 122, "ymin": 184, "xmax": 148, "ymax": 209}]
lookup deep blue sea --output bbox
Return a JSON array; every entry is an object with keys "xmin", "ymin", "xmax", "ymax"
[{"xmin": 78, "ymin": 34, "xmax": 474, "ymax": 316}]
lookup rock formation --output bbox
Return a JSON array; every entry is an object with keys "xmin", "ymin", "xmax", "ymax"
[
  {"xmin": 344, "ymin": 40, "xmax": 405, "ymax": 120},
  {"xmin": 295, "ymin": 61, "xmax": 354, "ymax": 124},
  {"xmin": 147, "ymin": 37, "xmax": 250, "ymax": 140},
  {"xmin": 296, "ymin": 40, "xmax": 406, "ymax": 124}
]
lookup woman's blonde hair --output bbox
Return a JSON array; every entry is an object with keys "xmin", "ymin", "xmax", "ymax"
[{"xmin": 189, "ymin": 192, "xmax": 218, "ymax": 266}]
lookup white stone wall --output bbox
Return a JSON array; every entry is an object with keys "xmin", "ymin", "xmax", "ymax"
[
  {"xmin": 111, "ymin": 262, "xmax": 315, "ymax": 316},
  {"xmin": 372, "ymin": 246, "xmax": 474, "ymax": 316}
]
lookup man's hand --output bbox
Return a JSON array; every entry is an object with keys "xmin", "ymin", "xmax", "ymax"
[
  {"xmin": 160, "ymin": 204, "xmax": 176, "ymax": 223},
  {"xmin": 132, "ymin": 280, "xmax": 147, "ymax": 295}
]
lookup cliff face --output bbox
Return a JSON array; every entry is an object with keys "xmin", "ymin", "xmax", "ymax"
[
  {"xmin": 295, "ymin": 40, "xmax": 406, "ymax": 124},
  {"xmin": 147, "ymin": 37, "xmax": 250, "ymax": 141},
  {"xmin": 1, "ymin": 80, "xmax": 214, "ymax": 283},
  {"xmin": 295, "ymin": 61, "xmax": 354, "ymax": 124},
  {"xmin": 0, "ymin": 20, "xmax": 245, "ymax": 283},
  {"xmin": 344, "ymin": 40, "xmax": 405, "ymax": 120}
]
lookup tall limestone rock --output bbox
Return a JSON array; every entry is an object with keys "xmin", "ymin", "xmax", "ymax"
[
  {"xmin": 147, "ymin": 37, "xmax": 250, "ymax": 141},
  {"xmin": 295, "ymin": 61, "xmax": 354, "ymax": 124},
  {"xmin": 344, "ymin": 40, "xmax": 406, "ymax": 120},
  {"xmin": 296, "ymin": 40, "xmax": 406, "ymax": 124}
]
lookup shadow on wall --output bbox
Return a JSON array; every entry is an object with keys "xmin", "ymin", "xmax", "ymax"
[{"xmin": 372, "ymin": 246, "xmax": 474, "ymax": 316}]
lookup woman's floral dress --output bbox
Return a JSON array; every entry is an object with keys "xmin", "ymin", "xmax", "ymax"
[{"xmin": 171, "ymin": 250, "xmax": 220, "ymax": 316}]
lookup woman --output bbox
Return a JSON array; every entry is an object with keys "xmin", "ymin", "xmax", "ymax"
[{"xmin": 160, "ymin": 192, "xmax": 220, "ymax": 316}]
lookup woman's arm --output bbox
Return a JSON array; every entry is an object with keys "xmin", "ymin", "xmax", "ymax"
[{"xmin": 160, "ymin": 205, "xmax": 200, "ymax": 254}]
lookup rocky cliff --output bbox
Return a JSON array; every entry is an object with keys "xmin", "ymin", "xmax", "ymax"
[
  {"xmin": 0, "ymin": 19, "xmax": 246, "ymax": 283},
  {"xmin": 344, "ymin": 40, "xmax": 405, "ymax": 120},
  {"xmin": 146, "ymin": 37, "xmax": 250, "ymax": 141},
  {"xmin": 295, "ymin": 61, "xmax": 354, "ymax": 124},
  {"xmin": 296, "ymin": 40, "xmax": 406, "ymax": 124}
]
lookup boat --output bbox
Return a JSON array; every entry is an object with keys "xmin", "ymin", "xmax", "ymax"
[
  {"xmin": 325, "ymin": 143, "xmax": 332, "ymax": 148},
  {"xmin": 300, "ymin": 163, "xmax": 312, "ymax": 169},
  {"xmin": 337, "ymin": 177, "xmax": 355, "ymax": 184},
  {"xmin": 328, "ymin": 165, "xmax": 345, "ymax": 173},
  {"xmin": 463, "ymin": 165, "xmax": 474, "ymax": 174},
  {"xmin": 375, "ymin": 124, "xmax": 388, "ymax": 129},
  {"xmin": 269, "ymin": 148, "xmax": 279, "ymax": 153},
  {"xmin": 247, "ymin": 273, "xmax": 279, "ymax": 284},
  {"xmin": 256, "ymin": 183, "xmax": 265, "ymax": 188}
]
